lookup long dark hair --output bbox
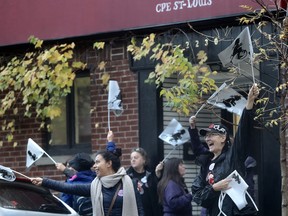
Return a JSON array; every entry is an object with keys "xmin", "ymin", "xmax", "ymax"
[
  {"xmin": 157, "ymin": 158, "xmax": 186, "ymax": 204},
  {"xmin": 96, "ymin": 148, "xmax": 122, "ymax": 173}
]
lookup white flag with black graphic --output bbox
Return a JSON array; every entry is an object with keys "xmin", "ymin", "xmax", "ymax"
[
  {"xmin": 218, "ymin": 27, "xmax": 254, "ymax": 67},
  {"xmin": 207, "ymin": 83, "xmax": 246, "ymax": 116},
  {"xmin": 0, "ymin": 165, "xmax": 16, "ymax": 182},
  {"xmin": 26, "ymin": 138, "xmax": 45, "ymax": 169},
  {"xmin": 158, "ymin": 119, "xmax": 190, "ymax": 146},
  {"xmin": 225, "ymin": 170, "xmax": 249, "ymax": 210},
  {"xmin": 108, "ymin": 80, "xmax": 123, "ymax": 116},
  {"xmin": 218, "ymin": 170, "xmax": 258, "ymax": 213}
]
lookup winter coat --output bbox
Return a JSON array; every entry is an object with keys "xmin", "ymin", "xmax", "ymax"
[
  {"xmin": 42, "ymin": 177, "xmax": 144, "ymax": 216},
  {"xmin": 60, "ymin": 169, "xmax": 96, "ymax": 210},
  {"xmin": 190, "ymin": 108, "xmax": 258, "ymax": 216},
  {"xmin": 162, "ymin": 180, "xmax": 192, "ymax": 216},
  {"xmin": 126, "ymin": 167, "xmax": 162, "ymax": 216}
]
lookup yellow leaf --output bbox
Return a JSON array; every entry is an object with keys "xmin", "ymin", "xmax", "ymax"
[
  {"xmin": 6, "ymin": 134, "xmax": 13, "ymax": 142},
  {"xmin": 101, "ymin": 73, "xmax": 110, "ymax": 85},
  {"xmin": 93, "ymin": 42, "xmax": 105, "ymax": 50},
  {"xmin": 35, "ymin": 40, "xmax": 43, "ymax": 48},
  {"xmin": 13, "ymin": 142, "xmax": 18, "ymax": 147},
  {"xmin": 72, "ymin": 61, "xmax": 85, "ymax": 69},
  {"xmin": 98, "ymin": 61, "xmax": 107, "ymax": 70}
]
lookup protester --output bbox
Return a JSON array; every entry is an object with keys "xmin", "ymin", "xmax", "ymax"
[
  {"xmin": 192, "ymin": 156, "xmax": 257, "ymax": 216},
  {"xmin": 157, "ymin": 157, "xmax": 193, "ymax": 216},
  {"xmin": 126, "ymin": 147, "xmax": 163, "ymax": 216},
  {"xmin": 55, "ymin": 158, "xmax": 75, "ymax": 179},
  {"xmin": 60, "ymin": 153, "xmax": 96, "ymax": 215},
  {"xmin": 31, "ymin": 131, "xmax": 144, "ymax": 216},
  {"xmin": 189, "ymin": 84, "xmax": 259, "ymax": 216}
]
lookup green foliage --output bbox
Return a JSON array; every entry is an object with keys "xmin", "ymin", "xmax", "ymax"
[
  {"xmin": 127, "ymin": 33, "xmax": 217, "ymax": 116},
  {"xmin": 0, "ymin": 37, "xmax": 86, "ymax": 145}
]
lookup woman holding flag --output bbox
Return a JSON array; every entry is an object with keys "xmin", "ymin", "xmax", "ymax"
[
  {"xmin": 31, "ymin": 131, "xmax": 144, "ymax": 216},
  {"xmin": 189, "ymin": 84, "xmax": 259, "ymax": 216}
]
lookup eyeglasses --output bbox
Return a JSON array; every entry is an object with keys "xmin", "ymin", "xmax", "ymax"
[{"xmin": 204, "ymin": 133, "xmax": 222, "ymax": 139}]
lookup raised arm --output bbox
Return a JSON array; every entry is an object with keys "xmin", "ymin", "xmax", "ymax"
[
  {"xmin": 246, "ymin": 84, "xmax": 259, "ymax": 110},
  {"xmin": 232, "ymin": 84, "xmax": 259, "ymax": 168},
  {"xmin": 188, "ymin": 115, "xmax": 209, "ymax": 156}
]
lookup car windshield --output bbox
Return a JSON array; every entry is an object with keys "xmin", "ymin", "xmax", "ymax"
[{"xmin": 0, "ymin": 179, "xmax": 71, "ymax": 214}]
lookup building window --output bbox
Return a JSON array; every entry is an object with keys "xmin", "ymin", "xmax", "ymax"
[{"xmin": 47, "ymin": 70, "xmax": 91, "ymax": 155}]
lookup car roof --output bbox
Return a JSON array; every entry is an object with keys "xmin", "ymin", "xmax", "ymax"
[
  {"xmin": 0, "ymin": 177, "xmax": 51, "ymax": 194},
  {"xmin": 0, "ymin": 177, "xmax": 79, "ymax": 216}
]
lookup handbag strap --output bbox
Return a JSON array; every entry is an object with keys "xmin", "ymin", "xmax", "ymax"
[{"xmin": 107, "ymin": 181, "xmax": 122, "ymax": 216}]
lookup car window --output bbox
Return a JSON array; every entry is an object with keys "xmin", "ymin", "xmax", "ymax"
[{"xmin": 0, "ymin": 180, "xmax": 71, "ymax": 214}]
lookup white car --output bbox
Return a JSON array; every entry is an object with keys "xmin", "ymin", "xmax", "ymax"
[{"xmin": 0, "ymin": 178, "xmax": 79, "ymax": 216}]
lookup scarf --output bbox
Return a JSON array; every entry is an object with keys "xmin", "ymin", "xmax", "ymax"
[{"xmin": 90, "ymin": 166, "xmax": 138, "ymax": 216}]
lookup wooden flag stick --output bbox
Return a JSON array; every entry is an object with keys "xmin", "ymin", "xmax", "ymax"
[
  {"xmin": 195, "ymin": 104, "xmax": 206, "ymax": 117},
  {"xmin": 162, "ymin": 146, "xmax": 177, "ymax": 163},
  {"xmin": 12, "ymin": 170, "xmax": 31, "ymax": 180},
  {"xmin": 44, "ymin": 152, "xmax": 57, "ymax": 164},
  {"xmin": 108, "ymin": 109, "xmax": 111, "ymax": 131}
]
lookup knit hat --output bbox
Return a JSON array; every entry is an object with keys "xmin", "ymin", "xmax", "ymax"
[{"xmin": 68, "ymin": 153, "xmax": 94, "ymax": 171}]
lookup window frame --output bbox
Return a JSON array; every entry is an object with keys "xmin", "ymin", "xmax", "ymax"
[{"xmin": 45, "ymin": 69, "xmax": 92, "ymax": 156}]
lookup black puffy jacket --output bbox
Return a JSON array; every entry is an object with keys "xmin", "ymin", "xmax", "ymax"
[{"xmin": 190, "ymin": 108, "xmax": 258, "ymax": 216}]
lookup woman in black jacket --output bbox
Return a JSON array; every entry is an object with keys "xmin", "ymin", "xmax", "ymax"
[
  {"xmin": 126, "ymin": 147, "xmax": 163, "ymax": 216},
  {"xmin": 31, "ymin": 131, "xmax": 144, "ymax": 216},
  {"xmin": 189, "ymin": 84, "xmax": 259, "ymax": 216}
]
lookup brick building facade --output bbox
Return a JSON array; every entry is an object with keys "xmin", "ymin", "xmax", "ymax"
[{"xmin": 0, "ymin": 39, "xmax": 139, "ymax": 181}]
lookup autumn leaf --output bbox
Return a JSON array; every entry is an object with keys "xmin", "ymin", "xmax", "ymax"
[
  {"xmin": 98, "ymin": 61, "xmax": 107, "ymax": 70},
  {"xmin": 93, "ymin": 42, "xmax": 105, "ymax": 50},
  {"xmin": 101, "ymin": 72, "xmax": 110, "ymax": 86}
]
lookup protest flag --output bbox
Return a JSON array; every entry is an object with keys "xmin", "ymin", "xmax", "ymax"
[
  {"xmin": 107, "ymin": 80, "xmax": 124, "ymax": 130},
  {"xmin": 159, "ymin": 119, "xmax": 190, "ymax": 162},
  {"xmin": 26, "ymin": 138, "xmax": 56, "ymax": 169},
  {"xmin": 218, "ymin": 27, "xmax": 254, "ymax": 68},
  {"xmin": 0, "ymin": 165, "xmax": 31, "ymax": 180},
  {"xmin": 218, "ymin": 170, "xmax": 258, "ymax": 213},
  {"xmin": 0, "ymin": 165, "xmax": 16, "ymax": 182},
  {"xmin": 207, "ymin": 83, "xmax": 247, "ymax": 116}
]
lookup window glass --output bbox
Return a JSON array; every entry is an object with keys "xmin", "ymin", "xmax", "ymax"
[
  {"xmin": 51, "ymin": 97, "xmax": 67, "ymax": 146},
  {"xmin": 74, "ymin": 77, "xmax": 91, "ymax": 144},
  {"xmin": 49, "ymin": 71, "xmax": 91, "ymax": 152},
  {"xmin": 0, "ymin": 180, "xmax": 70, "ymax": 214}
]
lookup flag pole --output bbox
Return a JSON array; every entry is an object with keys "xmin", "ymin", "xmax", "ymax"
[
  {"xmin": 195, "ymin": 104, "xmax": 206, "ymax": 117},
  {"xmin": 44, "ymin": 152, "xmax": 57, "ymax": 164},
  {"xmin": 12, "ymin": 170, "xmax": 31, "ymax": 180},
  {"xmin": 251, "ymin": 61, "xmax": 255, "ymax": 84},
  {"xmin": 162, "ymin": 146, "xmax": 177, "ymax": 162},
  {"xmin": 108, "ymin": 109, "xmax": 111, "ymax": 131}
]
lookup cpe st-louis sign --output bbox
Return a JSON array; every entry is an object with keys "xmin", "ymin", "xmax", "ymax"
[{"xmin": 0, "ymin": 0, "xmax": 274, "ymax": 46}]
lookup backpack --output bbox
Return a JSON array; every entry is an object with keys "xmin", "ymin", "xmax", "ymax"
[{"xmin": 75, "ymin": 196, "xmax": 93, "ymax": 216}]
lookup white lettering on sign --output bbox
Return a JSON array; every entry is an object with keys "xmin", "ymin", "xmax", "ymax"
[
  {"xmin": 156, "ymin": 2, "xmax": 172, "ymax": 12},
  {"xmin": 156, "ymin": 0, "xmax": 212, "ymax": 13}
]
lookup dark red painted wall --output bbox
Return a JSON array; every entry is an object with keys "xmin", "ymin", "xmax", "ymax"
[{"xmin": 0, "ymin": 0, "xmax": 274, "ymax": 46}]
